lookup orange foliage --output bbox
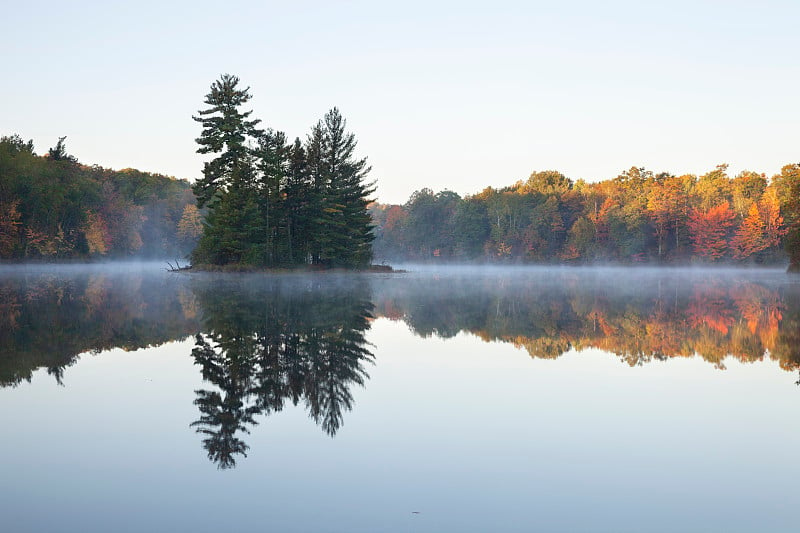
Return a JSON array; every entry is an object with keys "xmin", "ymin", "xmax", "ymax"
[
  {"xmin": 731, "ymin": 193, "xmax": 786, "ymax": 259},
  {"xmin": 687, "ymin": 202, "xmax": 735, "ymax": 260},
  {"xmin": 84, "ymin": 212, "xmax": 111, "ymax": 255},
  {"xmin": 0, "ymin": 200, "xmax": 22, "ymax": 257},
  {"xmin": 687, "ymin": 287, "xmax": 734, "ymax": 334}
]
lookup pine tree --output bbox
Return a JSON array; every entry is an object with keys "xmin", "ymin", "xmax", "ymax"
[
  {"xmin": 192, "ymin": 75, "xmax": 263, "ymax": 265},
  {"xmin": 252, "ymin": 129, "xmax": 289, "ymax": 265},
  {"xmin": 284, "ymin": 138, "xmax": 313, "ymax": 264},
  {"xmin": 192, "ymin": 74, "xmax": 262, "ymax": 208},
  {"xmin": 190, "ymin": 77, "xmax": 374, "ymax": 268},
  {"xmin": 316, "ymin": 108, "xmax": 375, "ymax": 268},
  {"xmin": 305, "ymin": 122, "xmax": 327, "ymax": 265}
]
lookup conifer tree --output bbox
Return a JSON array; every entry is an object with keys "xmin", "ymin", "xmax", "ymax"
[
  {"xmin": 284, "ymin": 138, "xmax": 312, "ymax": 264},
  {"xmin": 252, "ymin": 129, "xmax": 289, "ymax": 265},
  {"xmin": 190, "ymin": 76, "xmax": 374, "ymax": 268},
  {"xmin": 316, "ymin": 108, "xmax": 375, "ymax": 267},
  {"xmin": 192, "ymin": 75, "xmax": 263, "ymax": 265},
  {"xmin": 192, "ymin": 74, "xmax": 262, "ymax": 208}
]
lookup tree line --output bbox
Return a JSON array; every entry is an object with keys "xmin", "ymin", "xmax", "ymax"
[
  {"xmin": 191, "ymin": 74, "xmax": 374, "ymax": 269},
  {"xmin": 371, "ymin": 165, "xmax": 800, "ymax": 268},
  {"xmin": 0, "ymin": 135, "xmax": 201, "ymax": 259}
]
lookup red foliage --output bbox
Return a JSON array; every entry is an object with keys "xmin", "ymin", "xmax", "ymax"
[{"xmin": 687, "ymin": 202, "xmax": 735, "ymax": 260}]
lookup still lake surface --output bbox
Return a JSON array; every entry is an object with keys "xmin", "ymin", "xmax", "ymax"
[{"xmin": 1, "ymin": 264, "xmax": 799, "ymax": 532}]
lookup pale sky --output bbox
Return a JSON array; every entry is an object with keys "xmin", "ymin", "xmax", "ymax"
[{"xmin": 2, "ymin": 0, "xmax": 798, "ymax": 204}]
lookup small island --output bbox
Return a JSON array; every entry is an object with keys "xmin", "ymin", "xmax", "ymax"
[{"xmin": 190, "ymin": 74, "xmax": 376, "ymax": 271}]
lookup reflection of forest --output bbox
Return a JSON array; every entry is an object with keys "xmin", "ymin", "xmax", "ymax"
[
  {"xmin": 189, "ymin": 277, "xmax": 374, "ymax": 469},
  {"xmin": 371, "ymin": 272, "xmax": 800, "ymax": 371},
  {"xmin": 2, "ymin": 270, "xmax": 798, "ymax": 393},
  {"xmin": 0, "ymin": 272, "xmax": 199, "ymax": 387},
  {"xmin": 3, "ymin": 269, "xmax": 800, "ymax": 469}
]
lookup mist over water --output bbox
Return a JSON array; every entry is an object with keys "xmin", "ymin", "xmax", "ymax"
[{"xmin": 1, "ymin": 263, "xmax": 799, "ymax": 532}]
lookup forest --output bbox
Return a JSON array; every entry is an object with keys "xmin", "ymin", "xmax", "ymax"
[
  {"xmin": 3, "ymin": 110, "xmax": 799, "ymax": 270},
  {"xmin": 371, "ymin": 165, "xmax": 800, "ymax": 268},
  {"xmin": 0, "ymin": 135, "xmax": 200, "ymax": 260}
]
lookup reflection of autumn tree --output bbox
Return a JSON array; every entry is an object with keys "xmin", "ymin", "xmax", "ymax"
[
  {"xmin": 372, "ymin": 274, "xmax": 800, "ymax": 371},
  {"xmin": 189, "ymin": 277, "xmax": 374, "ymax": 469},
  {"xmin": 686, "ymin": 286, "xmax": 734, "ymax": 335},
  {"xmin": 772, "ymin": 290, "xmax": 800, "ymax": 371},
  {"xmin": 0, "ymin": 272, "xmax": 199, "ymax": 387}
]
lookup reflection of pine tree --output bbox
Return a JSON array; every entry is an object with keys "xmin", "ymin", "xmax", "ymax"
[
  {"xmin": 191, "ymin": 389, "xmax": 255, "ymax": 469},
  {"xmin": 304, "ymin": 318, "xmax": 373, "ymax": 436},
  {"xmin": 189, "ymin": 277, "xmax": 374, "ymax": 468},
  {"xmin": 191, "ymin": 334, "xmax": 259, "ymax": 469}
]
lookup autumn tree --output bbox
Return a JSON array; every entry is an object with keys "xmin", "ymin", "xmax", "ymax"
[
  {"xmin": 83, "ymin": 212, "xmax": 110, "ymax": 255},
  {"xmin": 177, "ymin": 204, "xmax": 203, "ymax": 252},
  {"xmin": 647, "ymin": 174, "xmax": 689, "ymax": 259},
  {"xmin": 731, "ymin": 170, "xmax": 767, "ymax": 217},
  {"xmin": 694, "ymin": 164, "xmax": 733, "ymax": 210},
  {"xmin": 520, "ymin": 170, "xmax": 572, "ymax": 195},
  {"xmin": 0, "ymin": 200, "xmax": 22, "ymax": 257},
  {"xmin": 687, "ymin": 202, "xmax": 736, "ymax": 261},
  {"xmin": 731, "ymin": 190, "xmax": 786, "ymax": 261}
]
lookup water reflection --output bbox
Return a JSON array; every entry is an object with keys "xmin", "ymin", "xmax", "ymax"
[
  {"xmin": 1, "ymin": 268, "xmax": 800, "ymax": 469},
  {"xmin": 188, "ymin": 278, "xmax": 374, "ymax": 468},
  {"xmin": 0, "ymin": 271, "xmax": 199, "ymax": 387},
  {"xmin": 374, "ymin": 271, "xmax": 800, "ymax": 371}
]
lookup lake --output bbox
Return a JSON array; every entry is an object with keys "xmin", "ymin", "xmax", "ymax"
[{"xmin": 1, "ymin": 264, "xmax": 799, "ymax": 532}]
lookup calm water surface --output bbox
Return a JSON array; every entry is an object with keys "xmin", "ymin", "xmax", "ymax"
[{"xmin": 1, "ymin": 264, "xmax": 799, "ymax": 532}]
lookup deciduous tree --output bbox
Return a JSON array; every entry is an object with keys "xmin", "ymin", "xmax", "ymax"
[{"xmin": 687, "ymin": 201, "xmax": 736, "ymax": 261}]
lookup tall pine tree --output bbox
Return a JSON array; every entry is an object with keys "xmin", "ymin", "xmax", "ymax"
[
  {"xmin": 315, "ymin": 108, "xmax": 375, "ymax": 268},
  {"xmin": 192, "ymin": 74, "xmax": 263, "ymax": 207},
  {"xmin": 192, "ymin": 74, "xmax": 263, "ymax": 265}
]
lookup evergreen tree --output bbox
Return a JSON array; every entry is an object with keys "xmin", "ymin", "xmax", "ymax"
[
  {"xmin": 190, "ymin": 76, "xmax": 374, "ymax": 268},
  {"xmin": 305, "ymin": 121, "xmax": 327, "ymax": 265},
  {"xmin": 252, "ymin": 129, "xmax": 289, "ymax": 265},
  {"xmin": 192, "ymin": 75, "xmax": 263, "ymax": 265},
  {"xmin": 284, "ymin": 138, "xmax": 313, "ymax": 264},
  {"xmin": 192, "ymin": 74, "xmax": 262, "ymax": 208},
  {"xmin": 316, "ymin": 108, "xmax": 375, "ymax": 267}
]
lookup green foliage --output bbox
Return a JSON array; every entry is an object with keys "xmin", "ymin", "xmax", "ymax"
[
  {"xmin": 0, "ymin": 135, "xmax": 195, "ymax": 260},
  {"xmin": 520, "ymin": 170, "xmax": 572, "ymax": 195},
  {"xmin": 191, "ymin": 76, "xmax": 375, "ymax": 269},
  {"xmin": 192, "ymin": 74, "xmax": 263, "ymax": 208}
]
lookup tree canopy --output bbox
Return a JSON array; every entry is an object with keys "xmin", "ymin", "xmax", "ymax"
[
  {"xmin": 191, "ymin": 75, "xmax": 374, "ymax": 269},
  {"xmin": 372, "ymin": 164, "xmax": 800, "ymax": 268},
  {"xmin": 0, "ymin": 135, "xmax": 196, "ymax": 260}
]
